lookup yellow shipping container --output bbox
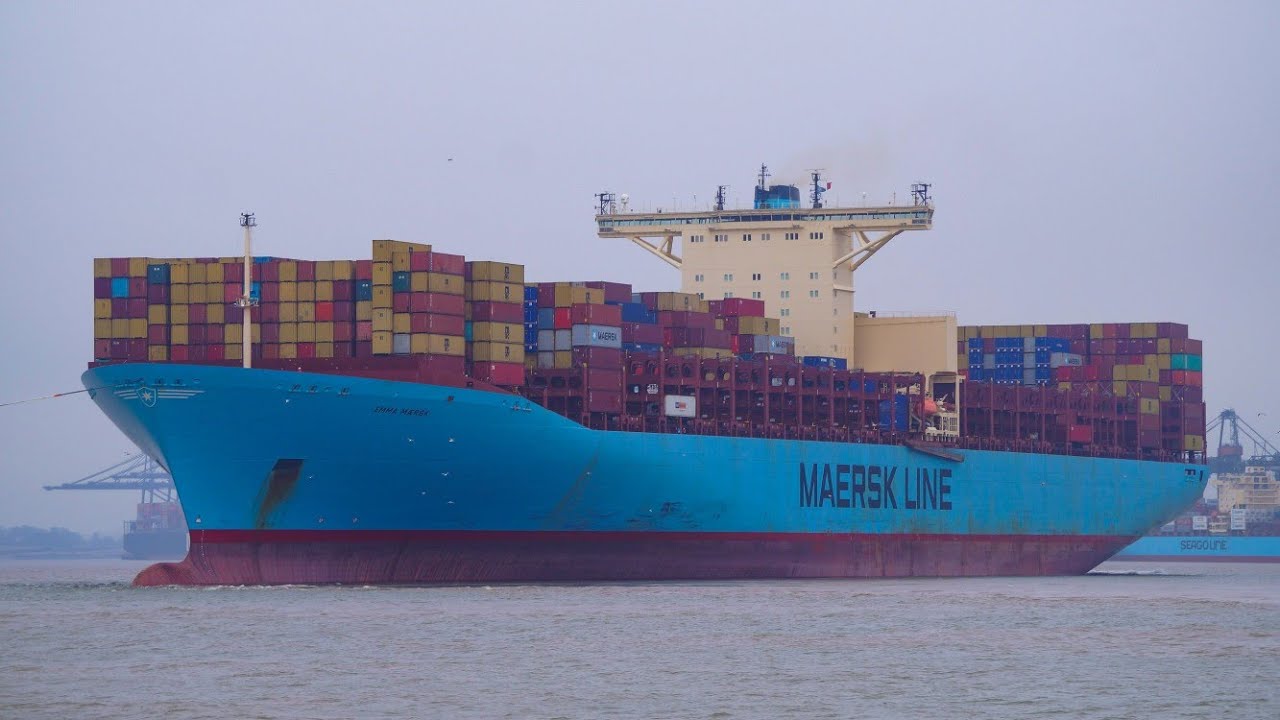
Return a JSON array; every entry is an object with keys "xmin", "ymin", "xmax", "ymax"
[
  {"xmin": 315, "ymin": 280, "xmax": 333, "ymax": 302},
  {"xmin": 331, "ymin": 260, "xmax": 354, "ymax": 280},
  {"xmin": 188, "ymin": 263, "xmax": 207, "ymax": 284},
  {"xmin": 410, "ymin": 333, "xmax": 430, "ymax": 354},
  {"xmin": 279, "ymin": 302, "xmax": 298, "ymax": 322},
  {"xmin": 410, "ymin": 272, "xmax": 429, "ymax": 292},
  {"xmin": 372, "ymin": 309, "xmax": 393, "ymax": 332},
  {"xmin": 279, "ymin": 282, "xmax": 298, "ymax": 302},
  {"xmin": 189, "ymin": 283, "xmax": 207, "ymax": 304},
  {"xmin": 171, "ymin": 325, "xmax": 189, "ymax": 345},
  {"xmin": 1113, "ymin": 380, "xmax": 1128, "ymax": 396},
  {"xmin": 651, "ymin": 291, "xmax": 695, "ymax": 311},
  {"xmin": 372, "ymin": 331, "xmax": 393, "ymax": 355},
  {"xmin": 206, "ymin": 303, "xmax": 224, "ymax": 324},
  {"xmin": 429, "ymin": 334, "xmax": 465, "ymax": 356},
  {"xmin": 225, "ymin": 323, "xmax": 243, "ymax": 344},
  {"xmin": 763, "ymin": 318, "xmax": 781, "ymax": 335},
  {"xmin": 470, "ymin": 341, "xmax": 524, "ymax": 363},
  {"xmin": 316, "ymin": 323, "xmax": 334, "ymax": 343},
  {"xmin": 1058, "ymin": 382, "xmax": 1073, "ymax": 391},
  {"xmin": 148, "ymin": 305, "xmax": 168, "ymax": 324},
  {"xmin": 316, "ymin": 261, "xmax": 334, "ymax": 281},
  {"xmin": 279, "ymin": 261, "xmax": 297, "ymax": 282},
  {"xmin": 206, "ymin": 263, "xmax": 224, "ymax": 283},
  {"xmin": 170, "ymin": 263, "xmax": 189, "ymax": 284},
  {"xmin": 1090, "ymin": 323, "xmax": 1104, "ymax": 339},
  {"xmin": 1159, "ymin": 386, "xmax": 1172, "ymax": 402},
  {"xmin": 279, "ymin": 323, "xmax": 298, "ymax": 343},
  {"xmin": 93, "ymin": 299, "xmax": 112, "ymax": 319},
  {"xmin": 297, "ymin": 282, "xmax": 315, "ymax": 302},
  {"xmin": 148, "ymin": 346, "xmax": 168, "ymax": 361},
  {"xmin": 1157, "ymin": 338, "xmax": 1171, "ymax": 354},
  {"xmin": 736, "ymin": 317, "xmax": 770, "ymax": 334},
  {"xmin": 1184, "ymin": 435, "xmax": 1205, "ymax": 452},
  {"xmin": 356, "ymin": 300, "xmax": 373, "ymax": 321},
  {"xmin": 94, "ymin": 319, "xmax": 111, "ymax": 339},
  {"xmin": 1113, "ymin": 366, "xmax": 1127, "ymax": 381},
  {"xmin": 171, "ymin": 305, "xmax": 189, "ymax": 325},
  {"xmin": 371, "ymin": 286, "xmax": 392, "ymax": 309},
  {"xmin": 297, "ymin": 322, "xmax": 316, "ymax": 343},
  {"xmin": 1157, "ymin": 354, "xmax": 1171, "ymax": 370},
  {"xmin": 1131, "ymin": 365, "xmax": 1158, "ymax": 382},
  {"xmin": 279, "ymin": 343, "xmax": 298, "ymax": 359},
  {"xmin": 316, "ymin": 342, "xmax": 334, "ymax": 358},
  {"xmin": 1140, "ymin": 398, "xmax": 1161, "ymax": 415},
  {"xmin": 298, "ymin": 302, "xmax": 316, "ymax": 322},
  {"xmin": 470, "ymin": 281, "xmax": 523, "ymax": 303},
  {"xmin": 468, "ymin": 261, "xmax": 525, "ymax": 284},
  {"xmin": 471, "ymin": 322, "xmax": 522, "ymax": 343},
  {"xmin": 93, "ymin": 258, "xmax": 112, "ymax": 278},
  {"xmin": 428, "ymin": 273, "xmax": 464, "ymax": 295},
  {"xmin": 393, "ymin": 313, "xmax": 411, "ymax": 334},
  {"xmin": 1033, "ymin": 324, "xmax": 1047, "ymax": 337},
  {"xmin": 392, "ymin": 251, "xmax": 411, "ymax": 272},
  {"xmin": 225, "ymin": 343, "xmax": 243, "ymax": 361},
  {"xmin": 372, "ymin": 262, "xmax": 393, "ymax": 286},
  {"xmin": 171, "ymin": 284, "xmax": 189, "ymax": 304},
  {"xmin": 128, "ymin": 257, "xmax": 148, "ymax": 277},
  {"xmin": 554, "ymin": 350, "xmax": 572, "ymax": 369}
]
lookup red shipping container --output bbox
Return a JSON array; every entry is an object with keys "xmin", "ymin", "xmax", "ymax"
[
  {"xmin": 332, "ymin": 301, "xmax": 354, "ymax": 319},
  {"xmin": 147, "ymin": 285, "xmax": 169, "ymax": 304},
  {"xmin": 470, "ymin": 302, "xmax": 523, "ymax": 323},
  {"xmin": 189, "ymin": 325, "xmax": 207, "ymax": 344},
  {"xmin": 223, "ymin": 284, "xmax": 242, "ymax": 303},
  {"xmin": 622, "ymin": 323, "xmax": 663, "ymax": 345},
  {"xmin": 107, "ymin": 339, "xmax": 127, "ymax": 359},
  {"xmin": 705, "ymin": 300, "xmax": 723, "ymax": 317},
  {"xmin": 1068, "ymin": 425, "xmax": 1093, "ymax": 443},
  {"xmin": 573, "ymin": 347, "xmax": 623, "ymax": 367},
  {"xmin": 410, "ymin": 252, "xmax": 431, "ymax": 271},
  {"xmin": 93, "ymin": 339, "xmax": 110, "ymax": 359},
  {"xmin": 207, "ymin": 344, "xmax": 225, "ymax": 361},
  {"xmin": 334, "ymin": 342, "xmax": 355, "ymax": 358},
  {"xmin": 355, "ymin": 260, "xmax": 373, "ymax": 280},
  {"xmin": 259, "ymin": 303, "xmax": 279, "ymax": 323},
  {"xmin": 224, "ymin": 263, "xmax": 244, "ymax": 282},
  {"xmin": 128, "ymin": 277, "xmax": 147, "ymax": 298},
  {"xmin": 471, "ymin": 361, "xmax": 525, "ymax": 386},
  {"xmin": 1159, "ymin": 369, "xmax": 1172, "ymax": 385},
  {"xmin": 586, "ymin": 390, "xmax": 623, "ymax": 413},
  {"xmin": 298, "ymin": 342, "xmax": 316, "ymax": 358},
  {"xmin": 189, "ymin": 304, "xmax": 206, "ymax": 324},
  {"xmin": 1186, "ymin": 371, "xmax": 1202, "ymax": 387},
  {"xmin": 261, "ymin": 323, "xmax": 280, "ymax": 343},
  {"xmin": 259, "ymin": 262, "xmax": 279, "ymax": 282},
  {"xmin": 393, "ymin": 293, "xmax": 411, "ymax": 312},
  {"xmin": 188, "ymin": 345, "xmax": 207, "ymax": 362},
  {"xmin": 110, "ymin": 258, "xmax": 130, "ymax": 276},
  {"xmin": 356, "ymin": 321, "xmax": 372, "ymax": 341},
  {"xmin": 553, "ymin": 307, "xmax": 572, "ymax": 329},
  {"xmin": 570, "ymin": 303, "xmax": 622, "ymax": 326},
  {"xmin": 127, "ymin": 298, "xmax": 147, "ymax": 318},
  {"xmin": 584, "ymin": 368, "xmax": 623, "ymax": 390},
  {"xmin": 658, "ymin": 311, "xmax": 715, "ymax": 329},
  {"xmin": 333, "ymin": 280, "xmax": 353, "ymax": 301},
  {"xmin": 296, "ymin": 261, "xmax": 315, "ymax": 282},
  {"xmin": 316, "ymin": 302, "xmax": 334, "ymax": 322},
  {"xmin": 334, "ymin": 321, "xmax": 354, "ymax": 342},
  {"xmin": 262, "ymin": 344, "xmax": 279, "ymax": 360},
  {"xmin": 207, "ymin": 324, "xmax": 224, "ymax": 344},
  {"xmin": 732, "ymin": 334, "xmax": 756, "ymax": 354},
  {"xmin": 148, "ymin": 325, "xmax": 169, "ymax": 344},
  {"xmin": 409, "ymin": 292, "xmax": 465, "ymax": 315},
  {"xmin": 1069, "ymin": 339, "xmax": 1087, "ymax": 355},
  {"xmin": 261, "ymin": 282, "xmax": 279, "ymax": 303},
  {"xmin": 583, "ymin": 281, "xmax": 633, "ymax": 304},
  {"xmin": 94, "ymin": 278, "xmax": 112, "ymax": 299},
  {"xmin": 720, "ymin": 297, "xmax": 766, "ymax": 317},
  {"xmin": 427, "ymin": 252, "xmax": 466, "ymax": 275},
  {"xmin": 110, "ymin": 298, "xmax": 127, "ymax": 317},
  {"xmin": 1054, "ymin": 366, "xmax": 1072, "ymax": 381},
  {"xmin": 170, "ymin": 345, "xmax": 190, "ymax": 361},
  {"xmin": 410, "ymin": 313, "xmax": 465, "ymax": 335},
  {"xmin": 1185, "ymin": 338, "xmax": 1202, "ymax": 355},
  {"xmin": 537, "ymin": 283, "xmax": 557, "ymax": 308}
]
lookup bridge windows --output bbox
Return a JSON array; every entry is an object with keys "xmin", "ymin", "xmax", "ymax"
[
  {"xmin": 751, "ymin": 273, "xmax": 761, "ymax": 281},
  {"xmin": 780, "ymin": 309, "xmax": 790, "ymax": 317},
  {"xmin": 714, "ymin": 234, "xmax": 728, "ymax": 242},
  {"xmin": 694, "ymin": 274, "xmax": 704, "ymax": 282},
  {"xmin": 742, "ymin": 233, "xmax": 752, "ymax": 241},
  {"xmin": 809, "ymin": 231, "xmax": 825, "ymax": 240},
  {"xmin": 723, "ymin": 273, "xmax": 734, "ymax": 282},
  {"xmin": 780, "ymin": 272, "xmax": 790, "ymax": 280},
  {"xmin": 809, "ymin": 290, "xmax": 820, "ymax": 298},
  {"xmin": 751, "ymin": 291, "xmax": 761, "ymax": 299},
  {"xmin": 785, "ymin": 232, "xmax": 799, "ymax": 240},
  {"xmin": 761, "ymin": 233, "xmax": 771, "ymax": 241},
  {"xmin": 808, "ymin": 272, "xmax": 819, "ymax": 280},
  {"xmin": 689, "ymin": 234, "xmax": 705, "ymax": 243},
  {"xmin": 780, "ymin": 290, "xmax": 790, "ymax": 299}
]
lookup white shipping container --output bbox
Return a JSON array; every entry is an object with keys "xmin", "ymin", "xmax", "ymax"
[
  {"xmin": 536, "ymin": 351, "xmax": 556, "ymax": 369},
  {"xmin": 664, "ymin": 395, "xmax": 696, "ymax": 418},
  {"xmin": 1230, "ymin": 508, "xmax": 1247, "ymax": 531},
  {"xmin": 554, "ymin": 329, "xmax": 572, "ymax": 351},
  {"xmin": 537, "ymin": 329, "xmax": 556, "ymax": 349},
  {"xmin": 1192, "ymin": 515, "xmax": 1208, "ymax": 531},
  {"xmin": 392, "ymin": 333, "xmax": 411, "ymax": 355},
  {"xmin": 1050, "ymin": 352, "xmax": 1084, "ymax": 367},
  {"xmin": 752, "ymin": 335, "xmax": 794, "ymax": 354},
  {"xmin": 570, "ymin": 324, "xmax": 622, "ymax": 349}
]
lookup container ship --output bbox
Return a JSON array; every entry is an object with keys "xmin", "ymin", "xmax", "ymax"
[
  {"xmin": 83, "ymin": 168, "xmax": 1208, "ymax": 586},
  {"xmin": 1114, "ymin": 412, "xmax": 1279, "ymax": 562}
]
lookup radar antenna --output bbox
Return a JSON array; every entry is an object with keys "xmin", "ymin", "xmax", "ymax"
[
  {"xmin": 594, "ymin": 191, "xmax": 617, "ymax": 216},
  {"xmin": 809, "ymin": 169, "xmax": 828, "ymax": 209},
  {"xmin": 714, "ymin": 185, "xmax": 728, "ymax": 212},
  {"xmin": 911, "ymin": 182, "xmax": 932, "ymax": 206},
  {"xmin": 757, "ymin": 164, "xmax": 770, "ymax": 191}
]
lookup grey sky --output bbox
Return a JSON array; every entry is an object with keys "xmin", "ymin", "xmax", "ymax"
[{"xmin": 2, "ymin": 1, "xmax": 1277, "ymax": 534}]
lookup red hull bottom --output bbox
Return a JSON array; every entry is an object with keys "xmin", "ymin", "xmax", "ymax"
[{"xmin": 134, "ymin": 530, "xmax": 1132, "ymax": 586}]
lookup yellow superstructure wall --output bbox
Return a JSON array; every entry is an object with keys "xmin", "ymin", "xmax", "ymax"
[{"xmin": 852, "ymin": 315, "xmax": 957, "ymax": 375}]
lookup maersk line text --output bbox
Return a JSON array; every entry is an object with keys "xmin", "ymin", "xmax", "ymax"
[{"xmin": 799, "ymin": 464, "xmax": 953, "ymax": 510}]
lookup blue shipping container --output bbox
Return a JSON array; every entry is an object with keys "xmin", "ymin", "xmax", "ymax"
[
  {"xmin": 146, "ymin": 264, "xmax": 170, "ymax": 285},
  {"xmin": 356, "ymin": 280, "xmax": 373, "ymax": 301},
  {"xmin": 392, "ymin": 272, "xmax": 411, "ymax": 293},
  {"xmin": 110, "ymin": 277, "xmax": 130, "ymax": 298}
]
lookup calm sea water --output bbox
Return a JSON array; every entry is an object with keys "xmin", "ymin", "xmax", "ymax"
[{"xmin": 1, "ymin": 559, "xmax": 1277, "ymax": 720}]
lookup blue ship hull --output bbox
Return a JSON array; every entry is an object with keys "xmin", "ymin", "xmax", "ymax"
[
  {"xmin": 1112, "ymin": 535, "xmax": 1280, "ymax": 562},
  {"xmin": 82, "ymin": 363, "xmax": 1208, "ymax": 585}
]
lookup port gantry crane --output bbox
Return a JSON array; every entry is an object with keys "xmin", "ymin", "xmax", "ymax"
[
  {"xmin": 1207, "ymin": 409, "xmax": 1280, "ymax": 475},
  {"xmin": 43, "ymin": 454, "xmax": 175, "ymax": 504}
]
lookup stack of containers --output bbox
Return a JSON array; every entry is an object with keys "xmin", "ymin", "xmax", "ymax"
[
  {"xmin": 464, "ymin": 261, "xmax": 526, "ymax": 386},
  {"xmin": 253, "ymin": 257, "xmax": 359, "ymax": 361},
  {"xmin": 523, "ymin": 286, "xmax": 539, "ymax": 359},
  {"xmin": 93, "ymin": 257, "xmax": 151, "ymax": 361},
  {"xmin": 380, "ymin": 241, "xmax": 466, "ymax": 374},
  {"xmin": 958, "ymin": 322, "xmax": 1206, "ymax": 454}
]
